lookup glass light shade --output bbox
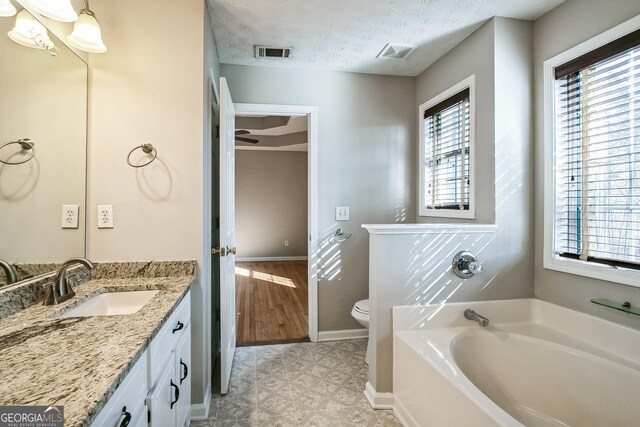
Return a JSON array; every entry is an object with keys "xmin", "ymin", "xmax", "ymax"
[
  {"xmin": 0, "ymin": 0, "xmax": 17, "ymax": 17},
  {"xmin": 23, "ymin": 0, "xmax": 77, "ymax": 22},
  {"xmin": 8, "ymin": 9, "xmax": 54, "ymax": 50},
  {"xmin": 67, "ymin": 10, "xmax": 106, "ymax": 53}
]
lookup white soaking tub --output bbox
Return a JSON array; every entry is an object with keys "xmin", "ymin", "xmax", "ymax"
[{"xmin": 392, "ymin": 299, "xmax": 640, "ymax": 427}]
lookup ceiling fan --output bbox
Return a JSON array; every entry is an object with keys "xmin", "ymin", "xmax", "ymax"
[{"xmin": 235, "ymin": 130, "xmax": 258, "ymax": 144}]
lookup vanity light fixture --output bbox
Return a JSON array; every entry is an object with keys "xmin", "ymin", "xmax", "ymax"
[
  {"xmin": 8, "ymin": 9, "xmax": 55, "ymax": 51},
  {"xmin": 67, "ymin": 1, "xmax": 106, "ymax": 53},
  {"xmin": 0, "ymin": 0, "xmax": 17, "ymax": 17},
  {"xmin": 23, "ymin": 0, "xmax": 77, "ymax": 22}
]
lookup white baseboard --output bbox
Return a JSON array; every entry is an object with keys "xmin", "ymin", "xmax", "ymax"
[
  {"xmin": 236, "ymin": 256, "xmax": 308, "ymax": 262},
  {"xmin": 317, "ymin": 328, "xmax": 368, "ymax": 342},
  {"xmin": 364, "ymin": 381, "xmax": 394, "ymax": 410},
  {"xmin": 393, "ymin": 398, "xmax": 415, "ymax": 426},
  {"xmin": 190, "ymin": 383, "xmax": 211, "ymax": 421}
]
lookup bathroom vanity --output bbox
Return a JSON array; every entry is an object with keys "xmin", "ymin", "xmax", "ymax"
[
  {"xmin": 0, "ymin": 261, "xmax": 194, "ymax": 427},
  {"xmin": 91, "ymin": 291, "xmax": 191, "ymax": 427}
]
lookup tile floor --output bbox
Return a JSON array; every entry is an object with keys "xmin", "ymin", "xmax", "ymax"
[{"xmin": 192, "ymin": 340, "xmax": 401, "ymax": 426}]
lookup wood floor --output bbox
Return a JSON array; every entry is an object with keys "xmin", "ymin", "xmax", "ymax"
[{"xmin": 235, "ymin": 261, "xmax": 309, "ymax": 346}]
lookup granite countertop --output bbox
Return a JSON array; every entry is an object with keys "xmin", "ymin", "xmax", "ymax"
[{"xmin": 0, "ymin": 271, "xmax": 193, "ymax": 426}]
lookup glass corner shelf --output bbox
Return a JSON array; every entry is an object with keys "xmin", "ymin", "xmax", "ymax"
[{"xmin": 591, "ymin": 299, "xmax": 640, "ymax": 317}]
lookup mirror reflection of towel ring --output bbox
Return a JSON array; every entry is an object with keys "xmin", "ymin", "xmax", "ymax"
[
  {"xmin": 127, "ymin": 143, "xmax": 157, "ymax": 168},
  {"xmin": 0, "ymin": 139, "xmax": 35, "ymax": 165}
]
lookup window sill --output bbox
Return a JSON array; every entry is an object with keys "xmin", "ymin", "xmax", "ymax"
[
  {"xmin": 362, "ymin": 223, "xmax": 496, "ymax": 235},
  {"xmin": 418, "ymin": 207, "xmax": 475, "ymax": 219},
  {"xmin": 543, "ymin": 255, "xmax": 640, "ymax": 289}
]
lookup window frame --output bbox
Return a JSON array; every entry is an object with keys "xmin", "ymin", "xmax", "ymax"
[
  {"xmin": 418, "ymin": 75, "xmax": 476, "ymax": 219},
  {"xmin": 543, "ymin": 15, "xmax": 640, "ymax": 288}
]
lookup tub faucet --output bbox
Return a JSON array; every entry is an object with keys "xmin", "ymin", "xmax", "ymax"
[
  {"xmin": 44, "ymin": 258, "xmax": 94, "ymax": 305},
  {"xmin": 464, "ymin": 309, "xmax": 489, "ymax": 327},
  {"xmin": 0, "ymin": 259, "xmax": 18, "ymax": 285}
]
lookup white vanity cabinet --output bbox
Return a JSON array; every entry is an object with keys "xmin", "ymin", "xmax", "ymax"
[
  {"xmin": 90, "ymin": 291, "xmax": 191, "ymax": 427},
  {"xmin": 146, "ymin": 292, "xmax": 192, "ymax": 427},
  {"xmin": 90, "ymin": 352, "xmax": 148, "ymax": 427}
]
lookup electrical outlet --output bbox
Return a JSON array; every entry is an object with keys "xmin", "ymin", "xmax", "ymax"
[
  {"xmin": 284, "ymin": 240, "xmax": 289, "ymax": 247},
  {"xmin": 336, "ymin": 206, "xmax": 350, "ymax": 221},
  {"xmin": 97, "ymin": 205, "xmax": 114, "ymax": 229},
  {"xmin": 62, "ymin": 204, "xmax": 79, "ymax": 229}
]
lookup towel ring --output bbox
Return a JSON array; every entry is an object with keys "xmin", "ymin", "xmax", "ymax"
[
  {"xmin": 127, "ymin": 143, "xmax": 157, "ymax": 168},
  {"xmin": 330, "ymin": 228, "xmax": 352, "ymax": 244},
  {"xmin": 0, "ymin": 139, "xmax": 35, "ymax": 165}
]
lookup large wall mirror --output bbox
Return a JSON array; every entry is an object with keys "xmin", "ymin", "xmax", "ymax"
[{"xmin": 0, "ymin": 1, "xmax": 87, "ymax": 287}]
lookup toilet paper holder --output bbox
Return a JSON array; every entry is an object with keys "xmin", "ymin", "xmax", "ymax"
[{"xmin": 330, "ymin": 228, "xmax": 352, "ymax": 244}]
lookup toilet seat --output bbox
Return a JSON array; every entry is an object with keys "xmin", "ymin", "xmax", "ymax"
[
  {"xmin": 353, "ymin": 299, "xmax": 369, "ymax": 315},
  {"xmin": 351, "ymin": 299, "xmax": 370, "ymax": 328}
]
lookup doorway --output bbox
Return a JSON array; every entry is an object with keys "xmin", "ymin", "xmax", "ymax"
[
  {"xmin": 234, "ymin": 109, "xmax": 316, "ymax": 346},
  {"xmin": 213, "ymin": 92, "xmax": 319, "ymax": 394},
  {"xmin": 235, "ymin": 104, "xmax": 317, "ymax": 346}
]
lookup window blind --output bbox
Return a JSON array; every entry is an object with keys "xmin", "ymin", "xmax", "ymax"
[
  {"xmin": 555, "ymin": 40, "xmax": 640, "ymax": 270},
  {"xmin": 424, "ymin": 88, "xmax": 470, "ymax": 210}
]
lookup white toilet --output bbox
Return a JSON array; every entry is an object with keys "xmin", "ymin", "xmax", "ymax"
[{"xmin": 351, "ymin": 299, "xmax": 371, "ymax": 364}]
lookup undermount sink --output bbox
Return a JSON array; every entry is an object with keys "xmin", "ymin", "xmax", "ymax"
[{"xmin": 59, "ymin": 290, "xmax": 159, "ymax": 318}]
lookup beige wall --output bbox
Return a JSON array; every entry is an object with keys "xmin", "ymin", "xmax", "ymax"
[
  {"xmin": 236, "ymin": 150, "xmax": 308, "ymax": 258},
  {"xmin": 200, "ymin": 2, "xmax": 220, "ymax": 416},
  {"xmin": 415, "ymin": 17, "xmax": 535, "ymax": 301},
  {"xmin": 366, "ymin": 17, "xmax": 535, "ymax": 394},
  {"xmin": 221, "ymin": 64, "xmax": 416, "ymax": 331},
  {"xmin": 200, "ymin": 3, "xmax": 219, "ymax": 410},
  {"xmin": 416, "ymin": 19, "xmax": 496, "ymax": 225},
  {"xmin": 0, "ymin": 12, "xmax": 86, "ymax": 264},
  {"xmin": 533, "ymin": 0, "xmax": 640, "ymax": 329},
  {"xmin": 86, "ymin": 0, "xmax": 213, "ymax": 407}
]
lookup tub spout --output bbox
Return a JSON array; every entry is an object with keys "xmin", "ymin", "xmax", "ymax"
[{"xmin": 464, "ymin": 309, "xmax": 489, "ymax": 327}]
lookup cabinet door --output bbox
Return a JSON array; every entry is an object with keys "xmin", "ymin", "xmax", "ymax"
[
  {"xmin": 148, "ymin": 293, "xmax": 191, "ymax": 388},
  {"xmin": 146, "ymin": 353, "xmax": 178, "ymax": 427},
  {"xmin": 175, "ymin": 329, "xmax": 191, "ymax": 427},
  {"xmin": 91, "ymin": 353, "xmax": 147, "ymax": 427}
]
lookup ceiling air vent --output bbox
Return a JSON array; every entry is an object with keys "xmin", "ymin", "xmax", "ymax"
[
  {"xmin": 255, "ymin": 46, "xmax": 293, "ymax": 59},
  {"xmin": 376, "ymin": 43, "xmax": 415, "ymax": 60}
]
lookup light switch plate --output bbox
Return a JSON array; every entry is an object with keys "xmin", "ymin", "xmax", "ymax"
[
  {"xmin": 336, "ymin": 207, "xmax": 350, "ymax": 221},
  {"xmin": 97, "ymin": 205, "xmax": 114, "ymax": 229},
  {"xmin": 62, "ymin": 204, "xmax": 79, "ymax": 229}
]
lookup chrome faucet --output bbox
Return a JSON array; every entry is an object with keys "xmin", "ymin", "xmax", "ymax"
[
  {"xmin": 44, "ymin": 258, "xmax": 94, "ymax": 305},
  {"xmin": 0, "ymin": 259, "xmax": 18, "ymax": 285},
  {"xmin": 464, "ymin": 309, "xmax": 489, "ymax": 327}
]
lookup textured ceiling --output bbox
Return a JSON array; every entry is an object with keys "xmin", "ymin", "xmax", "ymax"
[{"xmin": 207, "ymin": 0, "xmax": 564, "ymax": 76}]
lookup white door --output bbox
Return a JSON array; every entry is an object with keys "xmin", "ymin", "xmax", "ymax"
[{"xmin": 218, "ymin": 77, "xmax": 236, "ymax": 394}]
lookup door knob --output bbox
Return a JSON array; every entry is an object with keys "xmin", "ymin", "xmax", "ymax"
[
  {"xmin": 211, "ymin": 247, "xmax": 226, "ymax": 256},
  {"xmin": 226, "ymin": 246, "xmax": 237, "ymax": 255}
]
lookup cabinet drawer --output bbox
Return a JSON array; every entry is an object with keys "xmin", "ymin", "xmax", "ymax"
[
  {"xmin": 148, "ymin": 292, "xmax": 190, "ymax": 387},
  {"xmin": 91, "ymin": 351, "xmax": 148, "ymax": 427}
]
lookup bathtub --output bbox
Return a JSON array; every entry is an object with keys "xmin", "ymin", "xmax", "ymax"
[{"xmin": 392, "ymin": 299, "xmax": 640, "ymax": 427}]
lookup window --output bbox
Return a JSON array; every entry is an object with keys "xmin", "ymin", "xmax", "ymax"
[
  {"xmin": 544, "ymin": 20, "xmax": 640, "ymax": 287},
  {"xmin": 419, "ymin": 76, "xmax": 475, "ymax": 219}
]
